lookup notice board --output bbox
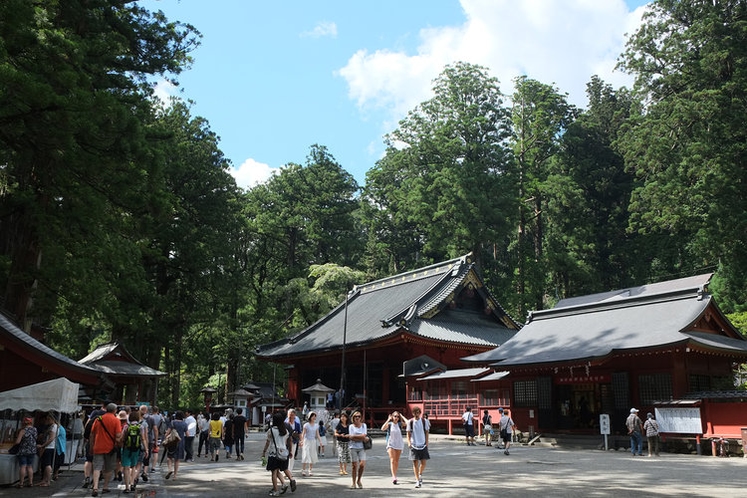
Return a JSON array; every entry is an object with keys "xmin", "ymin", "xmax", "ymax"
[{"xmin": 654, "ymin": 407, "xmax": 702, "ymax": 434}]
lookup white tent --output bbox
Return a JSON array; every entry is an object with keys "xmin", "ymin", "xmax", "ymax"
[{"xmin": 0, "ymin": 377, "xmax": 79, "ymax": 413}]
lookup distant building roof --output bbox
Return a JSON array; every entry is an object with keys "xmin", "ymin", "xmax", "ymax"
[
  {"xmin": 0, "ymin": 312, "xmax": 104, "ymax": 388},
  {"xmin": 463, "ymin": 273, "xmax": 747, "ymax": 368},
  {"xmin": 79, "ymin": 341, "xmax": 165, "ymax": 377},
  {"xmin": 257, "ymin": 254, "xmax": 520, "ymax": 360}
]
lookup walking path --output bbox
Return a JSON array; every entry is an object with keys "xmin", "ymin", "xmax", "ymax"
[{"xmin": 2, "ymin": 432, "xmax": 746, "ymax": 497}]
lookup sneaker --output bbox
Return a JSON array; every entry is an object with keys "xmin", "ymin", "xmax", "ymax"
[
  {"xmin": 141, "ymin": 473, "xmax": 148, "ymax": 482},
  {"xmin": 281, "ymin": 484, "xmax": 289, "ymax": 494},
  {"xmin": 415, "ymin": 481, "xmax": 422, "ymax": 488},
  {"xmin": 290, "ymin": 479, "xmax": 297, "ymax": 492},
  {"xmin": 504, "ymin": 449, "xmax": 510, "ymax": 455},
  {"xmin": 393, "ymin": 479, "xmax": 398, "ymax": 485},
  {"xmin": 82, "ymin": 477, "xmax": 91, "ymax": 488},
  {"xmin": 269, "ymin": 491, "xmax": 280, "ymax": 496}
]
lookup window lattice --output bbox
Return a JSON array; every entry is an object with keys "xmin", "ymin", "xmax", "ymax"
[
  {"xmin": 513, "ymin": 380, "xmax": 537, "ymax": 407},
  {"xmin": 639, "ymin": 373, "xmax": 672, "ymax": 404}
]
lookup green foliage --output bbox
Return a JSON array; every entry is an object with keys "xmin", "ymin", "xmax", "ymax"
[
  {"xmin": 362, "ymin": 62, "xmax": 515, "ymax": 276},
  {"xmin": 619, "ymin": 0, "xmax": 747, "ymax": 311},
  {"xmin": 508, "ymin": 76, "xmax": 578, "ymax": 315}
]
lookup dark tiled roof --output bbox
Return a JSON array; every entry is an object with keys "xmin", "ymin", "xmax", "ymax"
[
  {"xmin": 0, "ymin": 313, "xmax": 102, "ymax": 381},
  {"xmin": 463, "ymin": 273, "xmax": 747, "ymax": 367},
  {"xmin": 79, "ymin": 341, "xmax": 166, "ymax": 377},
  {"xmin": 257, "ymin": 254, "xmax": 520, "ymax": 359},
  {"xmin": 86, "ymin": 360, "xmax": 166, "ymax": 377}
]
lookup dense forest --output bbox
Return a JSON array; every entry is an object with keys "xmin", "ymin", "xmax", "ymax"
[{"xmin": 1, "ymin": 0, "xmax": 746, "ymax": 407}]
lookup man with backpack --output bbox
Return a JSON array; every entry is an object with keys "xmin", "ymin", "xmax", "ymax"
[{"xmin": 121, "ymin": 411, "xmax": 148, "ymax": 494}]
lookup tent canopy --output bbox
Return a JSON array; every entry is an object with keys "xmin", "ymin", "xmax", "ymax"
[{"xmin": 0, "ymin": 377, "xmax": 80, "ymax": 413}]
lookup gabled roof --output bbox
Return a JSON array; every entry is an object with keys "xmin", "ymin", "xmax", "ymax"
[
  {"xmin": 463, "ymin": 273, "xmax": 747, "ymax": 368},
  {"xmin": 402, "ymin": 355, "xmax": 447, "ymax": 377},
  {"xmin": 257, "ymin": 254, "xmax": 521, "ymax": 360},
  {"xmin": 79, "ymin": 341, "xmax": 166, "ymax": 377},
  {"xmin": 0, "ymin": 313, "xmax": 104, "ymax": 387}
]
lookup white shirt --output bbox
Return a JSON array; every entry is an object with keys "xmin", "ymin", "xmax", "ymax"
[
  {"xmin": 348, "ymin": 423, "xmax": 367, "ymax": 450},
  {"xmin": 185, "ymin": 415, "xmax": 197, "ymax": 437},
  {"xmin": 462, "ymin": 411, "xmax": 474, "ymax": 425},
  {"xmin": 385, "ymin": 421, "xmax": 405, "ymax": 450},
  {"xmin": 407, "ymin": 417, "xmax": 430, "ymax": 450}
]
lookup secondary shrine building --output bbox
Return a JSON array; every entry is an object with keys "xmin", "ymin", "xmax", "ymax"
[
  {"xmin": 463, "ymin": 273, "xmax": 747, "ymax": 440},
  {"xmin": 256, "ymin": 254, "xmax": 521, "ymax": 429}
]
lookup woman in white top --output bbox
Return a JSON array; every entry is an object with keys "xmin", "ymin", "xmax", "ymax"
[
  {"xmin": 300, "ymin": 411, "xmax": 322, "ymax": 476},
  {"xmin": 261, "ymin": 412, "xmax": 296, "ymax": 496},
  {"xmin": 347, "ymin": 410, "xmax": 368, "ymax": 489},
  {"xmin": 381, "ymin": 411, "xmax": 406, "ymax": 485}
]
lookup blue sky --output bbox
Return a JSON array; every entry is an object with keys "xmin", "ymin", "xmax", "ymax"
[{"xmin": 140, "ymin": 0, "xmax": 650, "ymax": 188}]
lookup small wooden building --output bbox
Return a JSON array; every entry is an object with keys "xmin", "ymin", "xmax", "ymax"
[
  {"xmin": 257, "ymin": 254, "xmax": 521, "ymax": 429},
  {"xmin": 79, "ymin": 341, "xmax": 166, "ymax": 405},
  {"xmin": 464, "ymin": 273, "xmax": 747, "ymax": 440}
]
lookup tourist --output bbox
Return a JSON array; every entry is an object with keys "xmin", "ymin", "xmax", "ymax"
[
  {"xmin": 121, "ymin": 411, "xmax": 145, "ymax": 493},
  {"xmin": 164, "ymin": 411, "xmax": 187, "ymax": 481},
  {"xmin": 335, "ymin": 412, "xmax": 351, "ymax": 475},
  {"xmin": 36, "ymin": 412, "xmax": 58, "ymax": 487},
  {"xmin": 285, "ymin": 409, "xmax": 302, "ymax": 473},
  {"xmin": 209, "ymin": 411, "xmax": 223, "ymax": 461},
  {"xmin": 407, "ymin": 406, "xmax": 430, "ymax": 489},
  {"xmin": 482, "ymin": 409, "xmax": 493, "ymax": 446},
  {"xmin": 348, "ymin": 410, "xmax": 368, "ymax": 489},
  {"xmin": 53, "ymin": 414, "xmax": 66, "ymax": 481},
  {"xmin": 328, "ymin": 411, "xmax": 340, "ymax": 457},
  {"xmin": 462, "ymin": 406, "xmax": 476, "ymax": 446},
  {"xmin": 233, "ymin": 407, "xmax": 248, "ymax": 460},
  {"xmin": 223, "ymin": 412, "xmax": 235, "ymax": 459},
  {"xmin": 626, "ymin": 408, "xmax": 644, "ymax": 456},
  {"xmin": 643, "ymin": 412, "xmax": 660, "ymax": 457},
  {"xmin": 261, "ymin": 411, "xmax": 297, "ymax": 496},
  {"xmin": 197, "ymin": 412, "xmax": 209, "ymax": 457},
  {"xmin": 302, "ymin": 402, "xmax": 310, "ymax": 421},
  {"xmin": 82, "ymin": 401, "xmax": 108, "ymax": 489},
  {"xmin": 381, "ymin": 411, "xmax": 406, "ymax": 484},
  {"xmin": 184, "ymin": 410, "xmax": 196, "ymax": 462},
  {"xmin": 90, "ymin": 403, "xmax": 121, "ymax": 497},
  {"xmin": 13, "ymin": 416, "xmax": 37, "ymax": 488},
  {"xmin": 300, "ymin": 411, "xmax": 322, "ymax": 476},
  {"xmin": 498, "ymin": 407, "xmax": 516, "ymax": 455}
]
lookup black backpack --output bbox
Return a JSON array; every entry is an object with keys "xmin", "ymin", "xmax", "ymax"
[{"xmin": 124, "ymin": 423, "xmax": 142, "ymax": 451}]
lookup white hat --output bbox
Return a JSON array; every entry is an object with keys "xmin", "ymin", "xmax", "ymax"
[{"xmin": 630, "ymin": 408, "xmax": 639, "ymax": 413}]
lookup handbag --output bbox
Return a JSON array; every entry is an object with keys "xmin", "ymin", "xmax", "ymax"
[
  {"xmin": 271, "ymin": 429, "xmax": 289, "ymax": 460},
  {"xmin": 363, "ymin": 436, "xmax": 372, "ymax": 450},
  {"xmin": 9, "ymin": 443, "xmax": 20, "ymax": 455},
  {"xmin": 163, "ymin": 427, "xmax": 181, "ymax": 449}
]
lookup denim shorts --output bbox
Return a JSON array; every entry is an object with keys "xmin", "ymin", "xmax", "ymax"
[{"xmin": 17, "ymin": 454, "xmax": 35, "ymax": 467}]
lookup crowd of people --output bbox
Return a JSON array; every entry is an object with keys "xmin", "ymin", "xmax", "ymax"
[
  {"xmin": 258, "ymin": 406, "xmax": 431, "ymax": 495},
  {"xmin": 10, "ymin": 400, "xmax": 588, "ymax": 496}
]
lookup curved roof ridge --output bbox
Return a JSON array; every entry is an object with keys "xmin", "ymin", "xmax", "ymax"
[{"xmin": 357, "ymin": 254, "xmax": 468, "ymax": 294}]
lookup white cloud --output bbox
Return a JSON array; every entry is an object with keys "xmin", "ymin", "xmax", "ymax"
[
  {"xmin": 338, "ymin": 0, "xmax": 647, "ymax": 124},
  {"xmin": 231, "ymin": 158, "xmax": 278, "ymax": 189},
  {"xmin": 152, "ymin": 78, "xmax": 178, "ymax": 105},
  {"xmin": 301, "ymin": 21, "xmax": 338, "ymax": 38}
]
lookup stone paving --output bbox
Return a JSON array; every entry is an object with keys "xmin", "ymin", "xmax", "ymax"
[{"xmin": 2, "ymin": 432, "xmax": 746, "ymax": 497}]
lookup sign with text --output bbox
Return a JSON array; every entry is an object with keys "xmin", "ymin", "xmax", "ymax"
[
  {"xmin": 655, "ymin": 407, "xmax": 702, "ymax": 434},
  {"xmin": 599, "ymin": 414, "xmax": 610, "ymax": 435}
]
